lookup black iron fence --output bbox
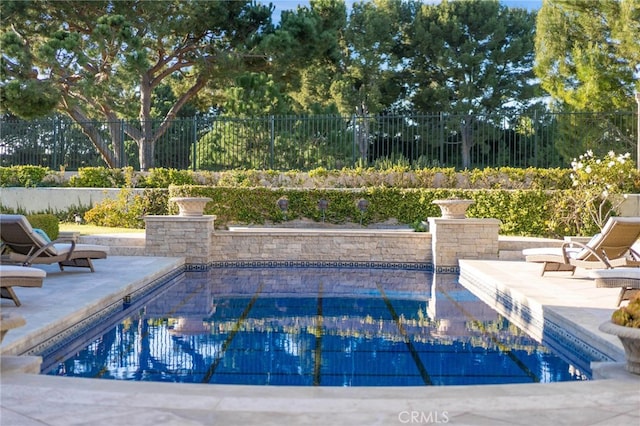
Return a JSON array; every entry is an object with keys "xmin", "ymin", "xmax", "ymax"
[{"xmin": 1, "ymin": 112, "xmax": 637, "ymax": 171}]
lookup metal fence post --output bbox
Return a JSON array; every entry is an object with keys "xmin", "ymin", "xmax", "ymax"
[
  {"xmin": 439, "ymin": 112, "xmax": 444, "ymax": 166},
  {"xmin": 51, "ymin": 116, "xmax": 58, "ymax": 169},
  {"xmin": 270, "ymin": 115, "xmax": 275, "ymax": 170},
  {"xmin": 351, "ymin": 113, "xmax": 356, "ymax": 166},
  {"xmin": 120, "ymin": 119, "xmax": 126, "ymax": 168},
  {"xmin": 533, "ymin": 110, "xmax": 538, "ymax": 168},
  {"xmin": 192, "ymin": 116, "xmax": 197, "ymax": 171}
]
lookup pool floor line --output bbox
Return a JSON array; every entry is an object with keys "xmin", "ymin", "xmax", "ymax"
[
  {"xmin": 376, "ymin": 283, "xmax": 433, "ymax": 386},
  {"xmin": 313, "ymin": 282, "xmax": 324, "ymax": 386},
  {"xmin": 201, "ymin": 282, "xmax": 264, "ymax": 383},
  {"xmin": 437, "ymin": 285, "xmax": 541, "ymax": 383}
]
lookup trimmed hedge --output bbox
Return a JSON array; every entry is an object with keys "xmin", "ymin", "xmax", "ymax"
[
  {"xmin": 0, "ymin": 165, "xmax": 580, "ymax": 190},
  {"xmin": 165, "ymin": 185, "xmax": 583, "ymax": 237}
]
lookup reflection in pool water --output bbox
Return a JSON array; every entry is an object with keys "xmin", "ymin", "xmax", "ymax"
[{"xmin": 44, "ymin": 267, "xmax": 589, "ymax": 386}]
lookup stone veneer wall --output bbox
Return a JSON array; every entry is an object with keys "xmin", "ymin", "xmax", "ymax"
[
  {"xmin": 144, "ymin": 215, "xmax": 215, "ymax": 265},
  {"xmin": 143, "ymin": 216, "xmax": 506, "ymax": 270},
  {"xmin": 428, "ymin": 218, "xmax": 501, "ymax": 271},
  {"xmin": 209, "ymin": 229, "xmax": 431, "ymax": 265}
]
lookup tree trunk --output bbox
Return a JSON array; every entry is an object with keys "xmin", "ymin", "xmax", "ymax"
[
  {"xmin": 138, "ymin": 136, "xmax": 155, "ymax": 171},
  {"xmin": 66, "ymin": 106, "xmax": 118, "ymax": 168},
  {"xmin": 138, "ymin": 74, "xmax": 154, "ymax": 171},
  {"xmin": 356, "ymin": 104, "xmax": 370, "ymax": 162},
  {"xmin": 106, "ymin": 119, "xmax": 126, "ymax": 168}
]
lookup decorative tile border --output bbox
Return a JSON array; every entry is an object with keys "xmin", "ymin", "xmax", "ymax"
[
  {"xmin": 124, "ymin": 266, "xmax": 186, "ymax": 306},
  {"xmin": 187, "ymin": 260, "xmax": 433, "ymax": 271},
  {"xmin": 29, "ymin": 266, "xmax": 186, "ymax": 362},
  {"xmin": 26, "ymin": 299, "xmax": 123, "ymax": 359},
  {"xmin": 543, "ymin": 315, "xmax": 616, "ymax": 374},
  {"xmin": 459, "ymin": 269, "xmax": 616, "ymax": 377},
  {"xmin": 434, "ymin": 265, "xmax": 460, "ymax": 273},
  {"xmin": 184, "ymin": 263, "xmax": 210, "ymax": 272}
]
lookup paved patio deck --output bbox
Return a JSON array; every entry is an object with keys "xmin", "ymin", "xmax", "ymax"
[{"xmin": 1, "ymin": 255, "xmax": 639, "ymax": 425}]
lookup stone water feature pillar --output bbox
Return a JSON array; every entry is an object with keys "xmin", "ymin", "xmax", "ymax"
[
  {"xmin": 428, "ymin": 199, "xmax": 501, "ymax": 272},
  {"xmin": 144, "ymin": 197, "xmax": 215, "ymax": 265}
]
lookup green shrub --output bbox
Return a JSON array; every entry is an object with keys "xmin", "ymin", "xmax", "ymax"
[
  {"xmin": 7, "ymin": 164, "xmax": 639, "ymax": 237},
  {"xmin": 68, "ymin": 167, "xmax": 128, "ymax": 187},
  {"xmin": 138, "ymin": 168, "xmax": 198, "ymax": 188},
  {"xmin": 84, "ymin": 188, "xmax": 168, "ymax": 228},
  {"xmin": 26, "ymin": 213, "xmax": 59, "ymax": 240},
  {"xmin": 0, "ymin": 166, "xmax": 52, "ymax": 187},
  {"xmin": 567, "ymin": 151, "xmax": 637, "ymax": 231}
]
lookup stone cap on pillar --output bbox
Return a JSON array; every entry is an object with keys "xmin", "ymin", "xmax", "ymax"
[{"xmin": 427, "ymin": 217, "xmax": 502, "ymax": 226}]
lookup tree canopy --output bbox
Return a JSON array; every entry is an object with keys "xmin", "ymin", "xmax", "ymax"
[
  {"xmin": 2, "ymin": 0, "xmax": 636, "ymax": 171},
  {"xmin": 0, "ymin": 0, "xmax": 273, "ymax": 169},
  {"xmin": 535, "ymin": 0, "xmax": 640, "ymax": 111},
  {"xmin": 402, "ymin": 0, "xmax": 538, "ymax": 167},
  {"xmin": 535, "ymin": 0, "xmax": 640, "ymax": 157}
]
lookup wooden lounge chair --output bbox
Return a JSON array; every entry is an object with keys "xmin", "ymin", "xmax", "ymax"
[
  {"xmin": 0, "ymin": 214, "xmax": 108, "ymax": 272},
  {"xmin": 0, "ymin": 264, "xmax": 46, "ymax": 306},
  {"xmin": 523, "ymin": 216, "xmax": 640, "ymax": 276},
  {"xmin": 588, "ymin": 267, "xmax": 640, "ymax": 306}
]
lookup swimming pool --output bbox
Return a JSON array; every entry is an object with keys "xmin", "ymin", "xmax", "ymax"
[{"xmin": 41, "ymin": 267, "xmax": 589, "ymax": 386}]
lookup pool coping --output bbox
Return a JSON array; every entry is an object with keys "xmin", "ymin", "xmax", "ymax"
[
  {"xmin": 0, "ymin": 256, "xmax": 185, "ymax": 357},
  {"xmin": 1, "ymin": 255, "xmax": 639, "ymax": 425},
  {"xmin": 458, "ymin": 259, "xmax": 625, "ymax": 375}
]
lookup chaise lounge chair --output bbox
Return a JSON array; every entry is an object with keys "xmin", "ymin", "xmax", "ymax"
[
  {"xmin": 0, "ymin": 214, "xmax": 109, "ymax": 272},
  {"xmin": 522, "ymin": 216, "xmax": 640, "ymax": 276},
  {"xmin": 0, "ymin": 264, "xmax": 46, "ymax": 306},
  {"xmin": 588, "ymin": 267, "xmax": 640, "ymax": 306}
]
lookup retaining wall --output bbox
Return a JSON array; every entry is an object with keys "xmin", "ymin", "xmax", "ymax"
[
  {"xmin": 142, "ymin": 216, "xmax": 432, "ymax": 267},
  {"xmin": 0, "ymin": 187, "xmax": 145, "ymax": 213},
  {"xmin": 141, "ymin": 215, "xmax": 515, "ymax": 271},
  {"xmin": 210, "ymin": 229, "xmax": 431, "ymax": 266},
  {"xmin": 1, "ymin": 188, "xmax": 639, "ymax": 216}
]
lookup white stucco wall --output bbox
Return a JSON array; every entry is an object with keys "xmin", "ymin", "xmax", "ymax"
[
  {"xmin": 620, "ymin": 194, "xmax": 640, "ymax": 217},
  {"xmin": 1, "ymin": 187, "xmax": 638, "ymax": 216},
  {"xmin": 0, "ymin": 187, "xmax": 145, "ymax": 213}
]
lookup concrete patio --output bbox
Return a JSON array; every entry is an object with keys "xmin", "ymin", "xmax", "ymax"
[{"xmin": 1, "ymin": 251, "xmax": 639, "ymax": 425}]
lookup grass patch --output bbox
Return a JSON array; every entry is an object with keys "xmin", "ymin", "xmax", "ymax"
[{"xmin": 59, "ymin": 223, "xmax": 145, "ymax": 235}]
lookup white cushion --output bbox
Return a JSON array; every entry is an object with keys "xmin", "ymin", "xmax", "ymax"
[
  {"xmin": 522, "ymin": 247, "xmax": 582, "ymax": 259},
  {"xmin": 52, "ymin": 243, "xmax": 110, "ymax": 255},
  {"xmin": 576, "ymin": 233, "xmax": 602, "ymax": 258},
  {"xmin": 0, "ymin": 265, "xmax": 47, "ymax": 279},
  {"xmin": 588, "ymin": 268, "xmax": 640, "ymax": 280}
]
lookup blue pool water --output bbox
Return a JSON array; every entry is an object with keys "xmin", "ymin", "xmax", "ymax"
[{"xmin": 42, "ymin": 267, "xmax": 589, "ymax": 386}]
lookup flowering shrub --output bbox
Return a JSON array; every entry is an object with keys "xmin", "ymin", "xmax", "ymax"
[{"xmin": 569, "ymin": 150, "xmax": 636, "ymax": 231}]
